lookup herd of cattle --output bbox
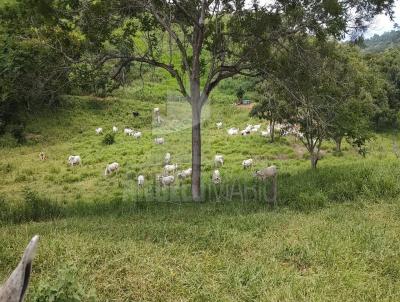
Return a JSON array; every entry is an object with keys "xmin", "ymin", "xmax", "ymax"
[{"xmin": 38, "ymin": 108, "xmax": 283, "ymax": 188}]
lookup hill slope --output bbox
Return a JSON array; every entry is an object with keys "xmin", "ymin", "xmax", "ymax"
[{"xmin": 1, "ymin": 77, "xmax": 400, "ymax": 301}]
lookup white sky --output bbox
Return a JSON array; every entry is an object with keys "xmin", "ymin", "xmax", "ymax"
[
  {"xmin": 248, "ymin": 0, "xmax": 400, "ymax": 38},
  {"xmin": 364, "ymin": 0, "xmax": 400, "ymax": 38}
]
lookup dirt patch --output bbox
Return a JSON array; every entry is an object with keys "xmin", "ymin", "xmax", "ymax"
[{"xmin": 236, "ymin": 103, "xmax": 255, "ymax": 110}]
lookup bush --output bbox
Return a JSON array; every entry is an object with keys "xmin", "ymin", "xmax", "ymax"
[
  {"xmin": 102, "ymin": 132, "xmax": 115, "ymax": 145},
  {"xmin": 32, "ymin": 266, "xmax": 97, "ymax": 302}
]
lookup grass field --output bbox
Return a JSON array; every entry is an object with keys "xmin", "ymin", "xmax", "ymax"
[{"xmin": 1, "ymin": 75, "xmax": 400, "ymax": 301}]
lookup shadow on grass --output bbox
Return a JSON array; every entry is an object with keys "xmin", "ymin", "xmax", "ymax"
[{"xmin": 1, "ymin": 160, "xmax": 399, "ymax": 225}]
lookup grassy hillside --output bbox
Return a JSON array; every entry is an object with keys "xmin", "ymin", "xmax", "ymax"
[{"xmin": 1, "ymin": 75, "xmax": 400, "ymax": 301}]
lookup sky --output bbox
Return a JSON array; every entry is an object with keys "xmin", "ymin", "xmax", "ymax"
[{"xmin": 364, "ymin": 0, "xmax": 400, "ymax": 38}]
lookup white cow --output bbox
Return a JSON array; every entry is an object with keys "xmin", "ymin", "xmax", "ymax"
[
  {"xmin": 214, "ymin": 155, "xmax": 224, "ymax": 166},
  {"xmin": 227, "ymin": 128, "xmax": 239, "ymax": 135},
  {"xmin": 68, "ymin": 155, "xmax": 81, "ymax": 166},
  {"xmin": 164, "ymin": 163, "xmax": 178, "ymax": 174},
  {"xmin": 0, "ymin": 236, "xmax": 39, "ymax": 302},
  {"xmin": 155, "ymin": 137, "xmax": 165, "ymax": 144},
  {"xmin": 261, "ymin": 131, "xmax": 269, "ymax": 137},
  {"xmin": 164, "ymin": 152, "xmax": 171, "ymax": 164},
  {"xmin": 216, "ymin": 122, "xmax": 223, "ymax": 129},
  {"xmin": 212, "ymin": 170, "xmax": 221, "ymax": 184},
  {"xmin": 241, "ymin": 129, "xmax": 250, "ymax": 136},
  {"xmin": 95, "ymin": 127, "xmax": 103, "ymax": 135},
  {"xmin": 124, "ymin": 128, "xmax": 134, "ymax": 136},
  {"xmin": 178, "ymin": 168, "xmax": 192, "ymax": 180},
  {"xmin": 112, "ymin": 126, "xmax": 118, "ymax": 133},
  {"xmin": 138, "ymin": 175, "xmax": 145, "ymax": 187},
  {"xmin": 158, "ymin": 175, "xmax": 175, "ymax": 186},
  {"xmin": 105, "ymin": 162, "xmax": 119, "ymax": 176},
  {"xmin": 253, "ymin": 165, "xmax": 278, "ymax": 181},
  {"xmin": 242, "ymin": 158, "xmax": 253, "ymax": 169},
  {"xmin": 133, "ymin": 131, "xmax": 142, "ymax": 139}
]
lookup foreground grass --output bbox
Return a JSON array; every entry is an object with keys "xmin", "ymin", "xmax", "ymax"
[{"xmin": 1, "ymin": 200, "xmax": 400, "ymax": 301}]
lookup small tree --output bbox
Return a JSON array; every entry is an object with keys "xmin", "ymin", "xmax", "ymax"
[
  {"xmin": 265, "ymin": 40, "xmax": 376, "ymax": 168},
  {"xmin": 250, "ymin": 81, "xmax": 291, "ymax": 142},
  {"xmin": 236, "ymin": 87, "xmax": 245, "ymax": 105}
]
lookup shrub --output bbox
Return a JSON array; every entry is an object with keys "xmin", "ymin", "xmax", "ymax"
[
  {"xmin": 31, "ymin": 266, "xmax": 97, "ymax": 302},
  {"xmin": 102, "ymin": 132, "xmax": 115, "ymax": 145}
]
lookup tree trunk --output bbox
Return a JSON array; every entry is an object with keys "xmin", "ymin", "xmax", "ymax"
[
  {"xmin": 191, "ymin": 104, "xmax": 202, "ymax": 201},
  {"xmin": 310, "ymin": 152, "xmax": 319, "ymax": 169},
  {"xmin": 335, "ymin": 137, "xmax": 342, "ymax": 152},
  {"xmin": 270, "ymin": 120, "xmax": 275, "ymax": 142}
]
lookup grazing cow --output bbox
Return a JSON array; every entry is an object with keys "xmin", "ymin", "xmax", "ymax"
[
  {"xmin": 112, "ymin": 126, "xmax": 118, "ymax": 133},
  {"xmin": 164, "ymin": 152, "xmax": 171, "ymax": 164},
  {"xmin": 254, "ymin": 165, "xmax": 278, "ymax": 181},
  {"xmin": 164, "ymin": 163, "xmax": 178, "ymax": 174},
  {"xmin": 158, "ymin": 175, "xmax": 175, "ymax": 186},
  {"xmin": 105, "ymin": 162, "xmax": 119, "ymax": 176},
  {"xmin": 0, "ymin": 235, "xmax": 39, "ymax": 302},
  {"xmin": 241, "ymin": 129, "xmax": 250, "ymax": 136},
  {"xmin": 138, "ymin": 175, "xmax": 145, "ymax": 187},
  {"xmin": 177, "ymin": 168, "xmax": 192, "ymax": 180},
  {"xmin": 227, "ymin": 128, "xmax": 239, "ymax": 135},
  {"xmin": 68, "ymin": 155, "xmax": 81, "ymax": 166},
  {"xmin": 242, "ymin": 158, "xmax": 253, "ymax": 169},
  {"xmin": 39, "ymin": 152, "xmax": 47, "ymax": 161},
  {"xmin": 154, "ymin": 137, "xmax": 165, "ymax": 145},
  {"xmin": 132, "ymin": 111, "xmax": 140, "ymax": 117},
  {"xmin": 133, "ymin": 131, "xmax": 142, "ymax": 139},
  {"xmin": 124, "ymin": 128, "xmax": 134, "ymax": 136},
  {"xmin": 216, "ymin": 122, "xmax": 223, "ymax": 129},
  {"xmin": 212, "ymin": 170, "xmax": 221, "ymax": 184},
  {"xmin": 95, "ymin": 128, "xmax": 103, "ymax": 135},
  {"xmin": 214, "ymin": 155, "xmax": 224, "ymax": 167}
]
